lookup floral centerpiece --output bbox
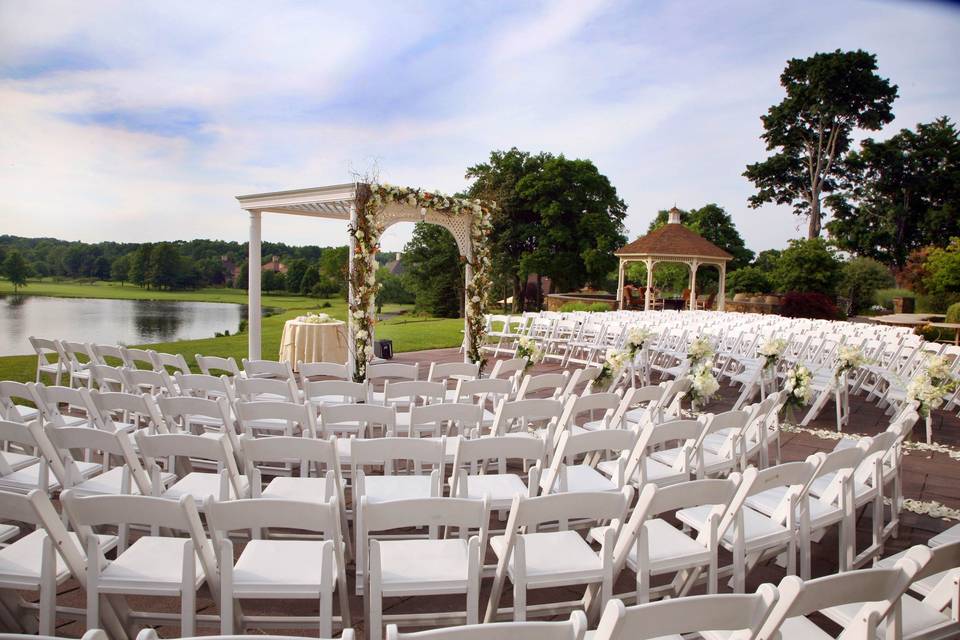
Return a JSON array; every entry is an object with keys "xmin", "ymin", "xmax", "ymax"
[
  {"xmin": 687, "ymin": 336, "xmax": 715, "ymax": 369},
  {"xmin": 516, "ymin": 336, "xmax": 544, "ymax": 372},
  {"xmin": 906, "ymin": 355, "xmax": 959, "ymax": 418},
  {"xmin": 783, "ymin": 365, "xmax": 813, "ymax": 409},
  {"xmin": 624, "ymin": 326, "xmax": 654, "ymax": 359},
  {"xmin": 300, "ymin": 312, "xmax": 333, "ymax": 324},
  {"xmin": 835, "ymin": 345, "xmax": 869, "ymax": 380},
  {"xmin": 353, "ymin": 183, "xmax": 496, "ymax": 381},
  {"xmin": 758, "ymin": 338, "xmax": 787, "ymax": 371},
  {"xmin": 594, "ymin": 348, "xmax": 628, "ymax": 390},
  {"xmin": 686, "ymin": 360, "xmax": 720, "ymax": 407}
]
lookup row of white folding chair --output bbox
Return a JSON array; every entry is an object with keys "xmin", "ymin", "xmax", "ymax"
[{"xmin": 28, "ymin": 336, "xmax": 192, "ymax": 387}]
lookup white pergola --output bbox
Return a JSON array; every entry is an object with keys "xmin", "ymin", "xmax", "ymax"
[
  {"xmin": 236, "ymin": 183, "xmax": 477, "ymax": 373},
  {"xmin": 614, "ymin": 208, "xmax": 732, "ymax": 311}
]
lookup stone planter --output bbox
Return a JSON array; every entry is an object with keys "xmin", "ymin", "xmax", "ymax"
[{"xmin": 893, "ymin": 297, "xmax": 915, "ymax": 314}]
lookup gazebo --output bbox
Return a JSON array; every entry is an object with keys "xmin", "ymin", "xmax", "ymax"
[
  {"xmin": 236, "ymin": 182, "xmax": 493, "ymax": 381},
  {"xmin": 615, "ymin": 207, "xmax": 732, "ymax": 311}
]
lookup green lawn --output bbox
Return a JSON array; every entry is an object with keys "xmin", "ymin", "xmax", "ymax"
[{"xmin": 0, "ymin": 280, "xmax": 464, "ymax": 382}]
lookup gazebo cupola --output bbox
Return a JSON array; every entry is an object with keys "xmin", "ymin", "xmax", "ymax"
[{"xmin": 614, "ymin": 206, "xmax": 733, "ymax": 311}]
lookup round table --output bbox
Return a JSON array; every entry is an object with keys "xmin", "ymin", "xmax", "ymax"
[{"xmin": 279, "ymin": 319, "xmax": 348, "ymax": 370}]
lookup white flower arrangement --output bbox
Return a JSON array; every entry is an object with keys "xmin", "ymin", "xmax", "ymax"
[
  {"xmin": 758, "ymin": 338, "xmax": 787, "ymax": 371},
  {"xmin": 686, "ymin": 361, "xmax": 719, "ymax": 406},
  {"xmin": 595, "ymin": 348, "xmax": 628, "ymax": 389},
  {"xmin": 906, "ymin": 355, "xmax": 959, "ymax": 417},
  {"xmin": 783, "ymin": 365, "xmax": 813, "ymax": 408},
  {"xmin": 625, "ymin": 326, "xmax": 654, "ymax": 359},
  {"xmin": 301, "ymin": 312, "xmax": 333, "ymax": 324},
  {"xmin": 687, "ymin": 336, "xmax": 715, "ymax": 368},
  {"xmin": 834, "ymin": 345, "xmax": 869, "ymax": 379},
  {"xmin": 516, "ymin": 336, "xmax": 544, "ymax": 371}
]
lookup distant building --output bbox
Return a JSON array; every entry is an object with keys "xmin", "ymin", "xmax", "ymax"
[
  {"xmin": 263, "ymin": 255, "xmax": 287, "ymax": 274},
  {"xmin": 384, "ymin": 255, "xmax": 406, "ymax": 276}
]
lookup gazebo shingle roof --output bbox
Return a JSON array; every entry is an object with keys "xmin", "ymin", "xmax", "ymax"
[{"xmin": 615, "ymin": 220, "xmax": 733, "ymax": 261}]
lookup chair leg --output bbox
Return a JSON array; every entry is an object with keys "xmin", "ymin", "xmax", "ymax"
[
  {"xmin": 181, "ymin": 541, "xmax": 196, "ymax": 637},
  {"xmin": 86, "ymin": 536, "xmax": 100, "ymax": 632},
  {"xmin": 220, "ymin": 542, "xmax": 234, "ymax": 634},
  {"xmin": 319, "ymin": 541, "xmax": 333, "ymax": 639},
  {"xmin": 513, "ymin": 580, "xmax": 526, "ymax": 622},
  {"xmin": 369, "ymin": 541, "xmax": 383, "ymax": 640},
  {"xmin": 39, "ymin": 536, "xmax": 56, "ymax": 635},
  {"xmin": 466, "ymin": 538, "xmax": 480, "ymax": 625}
]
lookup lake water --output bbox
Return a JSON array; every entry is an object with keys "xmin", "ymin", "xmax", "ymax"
[{"xmin": 0, "ymin": 295, "xmax": 246, "ymax": 356}]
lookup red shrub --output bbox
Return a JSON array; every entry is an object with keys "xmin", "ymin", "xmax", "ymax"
[{"xmin": 780, "ymin": 291, "xmax": 840, "ymax": 320}]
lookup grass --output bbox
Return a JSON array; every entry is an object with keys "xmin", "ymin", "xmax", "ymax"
[{"xmin": 0, "ymin": 279, "xmax": 464, "ymax": 382}]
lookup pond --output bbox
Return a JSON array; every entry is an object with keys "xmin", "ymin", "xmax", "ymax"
[{"xmin": 0, "ymin": 295, "xmax": 246, "ymax": 356}]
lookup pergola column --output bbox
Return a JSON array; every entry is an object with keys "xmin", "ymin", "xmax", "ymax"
[
  {"xmin": 616, "ymin": 259, "xmax": 625, "ymax": 310},
  {"xmin": 247, "ymin": 210, "xmax": 262, "ymax": 360},
  {"xmin": 718, "ymin": 262, "xmax": 727, "ymax": 311},
  {"xmin": 644, "ymin": 258, "xmax": 654, "ymax": 311},
  {"xmin": 346, "ymin": 202, "xmax": 357, "ymax": 377},
  {"xmin": 689, "ymin": 259, "xmax": 699, "ymax": 311},
  {"xmin": 464, "ymin": 240, "xmax": 474, "ymax": 363}
]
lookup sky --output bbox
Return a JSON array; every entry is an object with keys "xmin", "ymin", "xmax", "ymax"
[{"xmin": 1, "ymin": 0, "xmax": 959, "ymax": 253}]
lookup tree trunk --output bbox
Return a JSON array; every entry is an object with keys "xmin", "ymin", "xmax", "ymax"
[
  {"xmin": 807, "ymin": 197, "xmax": 822, "ymax": 239},
  {"xmin": 513, "ymin": 274, "xmax": 524, "ymax": 313},
  {"xmin": 536, "ymin": 274, "xmax": 543, "ymax": 310}
]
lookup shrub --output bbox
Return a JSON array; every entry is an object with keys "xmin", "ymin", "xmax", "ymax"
[
  {"xmin": 914, "ymin": 323, "xmax": 944, "ymax": 342},
  {"xmin": 559, "ymin": 301, "xmax": 611, "ymax": 312},
  {"xmin": 780, "ymin": 292, "xmax": 840, "ymax": 320},
  {"xmin": 726, "ymin": 267, "xmax": 772, "ymax": 294},
  {"xmin": 946, "ymin": 302, "xmax": 960, "ymax": 324},
  {"xmin": 772, "ymin": 238, "xmax": 842, "ymax": 295},
  {"xmin": 873, "ymin": 288, "xmax": 913, "ymax": 310},
  {"xmin": 838, "ymin": 257, "xmax": 895, "ymax": 313}
]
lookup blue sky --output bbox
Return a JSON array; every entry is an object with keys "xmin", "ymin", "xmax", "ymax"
[{"xmin": 1, "ymin": 0, "xmax": 958, "ymax": 253}]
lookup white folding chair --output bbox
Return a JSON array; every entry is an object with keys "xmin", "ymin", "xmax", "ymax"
[
  {"xmin": 485, "ymin": 489, "xmax": 631, "ymax": 622},
  {"xmin": 452, "ymin": 378, "xmax": 513, "ymax": 430},
  {"xmin": 591, "ymin": 585, "xmax": 779, "ymax": 640},
  {"xmin": 234, "ymin": 376, "xmax": 301, "ymax": 404},
  {"xmin": 28, "ymin": 337, "xmax": 64, "ymax": 385},
  {"xmin": 360, "ymin": 497, "xmax": 490, "ymax": 640},
  {"xmin": 303, "ymin": 379, "xmax": 367, "ymax": 409},
  {"xmin": 150, "ymin": 350, "xmax": 191, "ymax": 375},
  {"xmin": 540, "ymin": 429, "xmax": 637, "ymax": 494},
  {"xmin": 0, "ymin": 381, "xmax": 40, "ymax": 423},
  {"xmin": 516, "ymin": 372, "xmax": 570, "ymax": 401},
  {"xmin": 44, "ymin": 425, "xmax": 160, "ymax": 497},
  {"xmin": 196, "ymin": 354, "xmax": 241, "ymax": 377},
  {"xmin": 0, "ymin": 420, "xmax": 99, "ymax": 495},
  {"xmin": 207, "ymin": 497, "xmax": 351, "ymax": 637},
  {"xmin": 382, "ymin": 380, "xmax": 445, "ymax": 434},
  {"xmin": 29, "ymin": 383, "xmax": 96, "ymax": 429},
  {"xmin": 235, "ymin": 399, "xmax": 317, "ymax": 439},
  {"xmin": 241, "ymin": 358, "xmax": 297, "ymax": 383},
  {"xmin": 450, "ymin": 435, "xmax": 546, "ymax": 511},
  {"xmin": 386, "ymin": 612, "xmax": 585, "ymax": 640},
  {"xmin": 427, "ymin": 362, "xmax": 480, "ymax": 402},
  {"xmin": 59, "ymin": 340, "xmax": 94, "ymax": 388},
  {"xmin": 299, "ymin": 361, "xmax": 351, "ymax": 380},
  {"xmin": 367, "ymin": 362, "xmax": 420, "ymax": 405},
  {"xmin": 61, "ymin": 491, "xmax": 217, "ymax": 637},
  {"xmin": 121, "ymin": 347, "xmax": 156, "ymax": 371}
]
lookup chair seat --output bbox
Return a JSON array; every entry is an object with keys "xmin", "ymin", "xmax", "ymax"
[
  {"xmin": 456, "ymin": 474, "xmax": 528, "ymax": 509},
  {"xmin": 8, "ymin": 405, "xmax": 40, "ymax": 421},
  {"xmin": 98, "ymin": 536, "xmax": 204, "ymax": 594},
  {"xmin": 232, "ymin": 539, "xmax": 337, "ymax": 597},
  {"xmin": 930, "ymin": 522, "xmax": 960, "ymax": 547},
  {"xmin": 0, "ymin": 523, "xmax": 19, "ymax": 543},
  {"xmin": 490, "ymin": 530, "xmax": 603, "ymax": 587},
  {"xmin": 70, "ymin": 466, "xmax": 176, "ymax": 497},
  {"xmin": 261, "ymin": 476, "xmax": 331, "ymax": 503},
  {"xmin": 597, "ymin": 457, "xmax": 687, "ymax": 487},
  {"xmin": 551, "ymin": 465, "xmax": 618, "ymax": 494},
  {"xmin": 244, "ymin": 418, "xmax": 300, "ymax": 434},
  {"xmin": 821, "ymin": 594, "xmax": 954, "ymax": 639},
  {"xmin": 702, "ymin": 430, "xmax": 737, "ymax": 453},
  {"xmin": 377, "ymin": 538, "xmax": 471, "ymax": 595},
  {"xmin": 1, "ymin": 450, "xmax": 38, "ymax": 471},
  {"xmin": 0, "ymin": 460, "xmax": 100, "ymax": 493},
  {"xmin": 0, "ymin": 530, "xmax": 115, "ymax": 590},
  {"xmin": 746, "ymin": 487, "xmax": 841, "ymax": 526},
  {"xmin": 676, "ymin": 504, "xmax": 792, "ymax": 551},
  {"xmin": 162, "ymin": 472, "xmax": 249, "ymax": 503},
  {"xmin": 623, "ymin": 519, "xmax": 712, "ymax": 575},
  {"xmin": 361, "ymin": 475, "xmax": 435, "ymax": 503}
]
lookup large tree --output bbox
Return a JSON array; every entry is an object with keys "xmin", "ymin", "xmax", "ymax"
[
  {"xmin": 466, "ymin": 148, "xmax": 626, "ymax": 310},
  {"xmin": 744, "ymin": 49, "xmax": 898, "ymax": 239},
  {"xmin": 826, "ymin": 117, "xmax": 960, "ymax": 269},
  {"xmin": 2, "ymin": 250, "xmax": 29, "ymax": 293}
]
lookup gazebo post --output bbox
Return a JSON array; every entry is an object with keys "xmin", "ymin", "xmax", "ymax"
[
  {"xmin": 346, "ymin": 201, "xmax": 357, "ymax": 378},
  {"xmin": 616, "ymin": 259, "xmax": 625, "ymax": 310},
  {"xmin": 247, "ymin": 210, "xmax": 262, "ymax": 360},
  {"xmin": 644, "ymin": 258, "xmax": 654, "ymax": 311},
  {"xmin": 689, "ymin": 259, "xmax": 698, "ymax": 311},
  {"xmin": 718, "ymin": 262, "xmax": 726, "ymax": 311}
]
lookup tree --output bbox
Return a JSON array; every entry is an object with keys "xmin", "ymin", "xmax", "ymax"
[
  {"xmin": 922, "ymin": 237, "xmax": 960, "ymax": 311},
  {"xmin": 261, "ymin": 269, "xmax": 286, "ymax": 292},
  {"xmin": 744, "ymin": 50, "xmax": 898, "ymax": 238},
  {"xmin": 752, "ymin": 249, "xmax": 781, "ymax": 273},
  {"xmin": 285, "ymin": 258, "xmax": 309, "ymax": 293},
  {"xmin": 3, "ymin": 250, "xmax": 29, "ymax": 292},
  {"xmin": 129, "ymin": 244, "xmax": 153, "ymax": 287},
  {"xmin": 826, "ymin": 117, "xmax": 960, "ymax": 269},
  {"xmin": 727, "ymin": 267, "xmax": 772, "ymax": 294},
  {"xmin": 299, "ymin": 265, "xmax": 319, "ymax": 295},
  {"xmin": 838, "ymin": 257, "xmax": 895, "ymax": 313},
  {"xmin": 772, "ymin": 238, "xmax": 842, "ymax": 295},
  {"xmin": 403, "ymin": 223, "xmax": 464, "ymax": 318},
  {"xmin": 147, "ymin": 242, "xmax": 181, "ymax": 290},
  {"xmin": 110, "ymin": 255, "xmax": 131, "ymax": 285}
]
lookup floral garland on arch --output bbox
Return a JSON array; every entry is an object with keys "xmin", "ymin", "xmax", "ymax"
[{"xmin": 349, "ymin": 183, "xmax": 495, "ymax": 381}]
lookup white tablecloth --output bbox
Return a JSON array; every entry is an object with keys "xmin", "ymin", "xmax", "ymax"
[{"xmin": 279, "ymin": 320, "xmax": 348, "ymax": 370}]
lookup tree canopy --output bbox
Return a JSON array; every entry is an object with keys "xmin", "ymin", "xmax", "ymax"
[
  {"xmin": 826, "ymin": 117, "xmax": 960, "ymax": 269},
  {"xmin": 402, "ymin": 223, "xmax": 464, "ymax": 318},
  {"xmin": 744, "ymin": 49, "xmax": 898, "ymax": 239},
  {"xmin": 2, "ymin": 250, "xmax": 29, "ymax": 293}
]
